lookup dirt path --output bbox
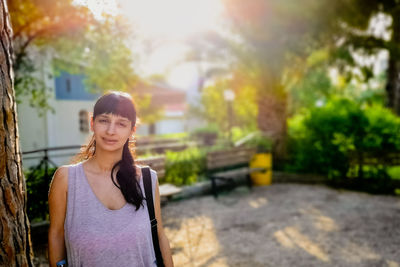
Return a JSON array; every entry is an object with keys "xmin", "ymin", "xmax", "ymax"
[{"xmin": 162, "ymin": 184, "xmax": 400, "ymax": 267}]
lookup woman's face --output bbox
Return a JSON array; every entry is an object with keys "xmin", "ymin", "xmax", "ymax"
[{"xmin": 91, "ymin": 113, "xmax": 135, "ymax": 152}]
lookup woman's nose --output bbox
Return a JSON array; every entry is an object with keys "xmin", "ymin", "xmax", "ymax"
[{"xmin": 106, "ymin": 122, "xmax": 117, "ymax": 134}]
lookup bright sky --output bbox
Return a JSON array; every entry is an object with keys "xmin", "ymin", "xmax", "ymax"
[{"xmin": 74, "ymin": 0, "xmax": 225, "ymax": 89}]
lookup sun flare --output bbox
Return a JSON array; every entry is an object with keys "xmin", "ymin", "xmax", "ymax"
[
  {"xmin": 77, "ymin": 0, "xmax": 223, "ymax": 39},
  {"xmin": 120, "ymin": 0, "xmax": 223, "ymax": 38},
  {"xmin": 75, "ymin": 0, "xmax": 224, "ymax": 85}
]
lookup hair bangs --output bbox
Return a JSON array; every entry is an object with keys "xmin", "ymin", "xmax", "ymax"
[{"xmin": 93, "ymin": 92, "xmax": 136, "ymax": 126}]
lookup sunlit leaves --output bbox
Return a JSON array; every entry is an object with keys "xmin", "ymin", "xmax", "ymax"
[
  {"xmin": 200, "ymin": 72, "xmax": 258, "ymax": 135},
  {"xmin": 9, "ymin": 0, "xmax": 141, "ymax": 115},
  {"xmin": 288, "ymin": 96, "xmax": 400, "ymax": 176}
]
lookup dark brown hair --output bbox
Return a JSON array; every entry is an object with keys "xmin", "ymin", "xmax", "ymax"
[{"xmin": 71, "ymin": 91, "xmax": 144, "ymax": 210}]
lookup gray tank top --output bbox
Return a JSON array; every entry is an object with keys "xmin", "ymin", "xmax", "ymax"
[{"xmin": 64, "ymin": 161, "xmax": 157, "ymax": 267}]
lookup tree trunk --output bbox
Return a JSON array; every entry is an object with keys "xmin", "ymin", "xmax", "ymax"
[
  {"xmin": 386, "ymin": 10, "xmax": 400, "ymax": 115},
  {"xmin": 0, "ymin": 0, "xmax": 34, "ymax": 266},
  {"xmin": 386, "ymin": 59, "xmax": 400, "ymax": 115},
  {"xmin": 257, "ymin": 81, "xmax": 288, "ymax": 163}
]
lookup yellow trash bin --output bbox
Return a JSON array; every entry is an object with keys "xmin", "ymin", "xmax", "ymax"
[{"xmin": 250, "ymin": 153, "xmax": 272, "ymax": 186}]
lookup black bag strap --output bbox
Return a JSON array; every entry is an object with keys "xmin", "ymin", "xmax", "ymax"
[{"xmin": 142, "ymin": 167, "xmax": 165, "ymax": 267}]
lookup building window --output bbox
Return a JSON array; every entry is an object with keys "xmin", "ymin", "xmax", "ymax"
[
  {"xmin": 55, "ymin": 71, "xmax": 99, "ymax": 100},
  {"xmin": 79, "ymin": 110, "xmax": 89, "ymax": 133},
  {"xmin": 66, "ymin": 78, "xmax": 71, "ymax": 93}
]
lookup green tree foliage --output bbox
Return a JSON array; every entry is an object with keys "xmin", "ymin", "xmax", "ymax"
[
  {"xmin": 286, "ymin": 51, "xmax": 387, "ymax": 114},
  {"xmin": 8, "ymin": 0, "xmax": 139, "ymax": 115},
  {"xmin": 9, "ymin": 0, "xmax": 93, "ymax": 112},
  {"xmin": 52, "ymin": 15, "xmax": 138, "ymax": 93},
  {"xmin": 199, "ymin": 74, "xmax": 258, "ymax": 136},
  {"xmin": 329, "ymin": 1, "xmax": 400, "ymax": 114},
  {"xmin": 287, "ymin": 67, "xmax": 332, "ymax": 114}
]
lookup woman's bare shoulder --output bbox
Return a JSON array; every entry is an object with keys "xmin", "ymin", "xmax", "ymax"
[{"xmin": 49, "ymin": 164, "xmax": 73, "ymax": 193}]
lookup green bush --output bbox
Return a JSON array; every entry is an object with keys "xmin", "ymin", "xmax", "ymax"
[
  {"xmin": 287, "ymin": 98, "xmax": 400, "ymax": 180},
  {"xmin": 164, "ymin": 147, "xmax": 207, "ymax": 186},
  {"xmin": 25, "ymin": 167, "xmax": 56, "ymax": 222},
  {"xmin": 190, "ymin": 124, "xmax": 219, "ymax": 136},
  {"xmin": 190, "ymin": 124, "xmax": 219, "ymax": 146},
  {"xmin": 388, "ymin": 166, "xmax": 400, "ymax": 180},
  {"xmin": 363, "ymin": 104, "xmax": 400, "ymax": 151}
]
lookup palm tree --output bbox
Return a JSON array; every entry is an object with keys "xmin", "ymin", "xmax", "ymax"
[{"xmin": 221, "ymin": 0, "xmax": 335, "ymax": 160}]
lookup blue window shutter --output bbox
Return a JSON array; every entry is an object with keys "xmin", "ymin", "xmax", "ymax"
[{"xmin": 55, "ymin": 71, "xmax": 100, "ymax": 100}]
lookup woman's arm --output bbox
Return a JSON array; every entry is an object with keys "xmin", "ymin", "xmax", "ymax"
[
  {"xmin": 154, "ymin": 179, "xmax": 174, "ymax": 267},
  {"xmin": 48, "ymin": 166, "xmax": 68, "ymax": 267}
]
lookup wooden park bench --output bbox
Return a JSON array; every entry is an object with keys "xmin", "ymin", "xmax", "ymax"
[
  {"xmin": 137, "ymin": 156, "xmax": 182, "ymax": 202},
  {"xmin": 206, "ymin": 146, "xmax": 267, "ymax": 198}
]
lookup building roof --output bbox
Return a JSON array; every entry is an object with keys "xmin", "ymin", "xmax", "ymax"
[{"xmin": 132, "ymin": 82, "xmax": 187, "ymax": 111}]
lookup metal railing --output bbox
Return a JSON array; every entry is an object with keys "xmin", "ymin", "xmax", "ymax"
[{"xmin": 22, "ymin": 145, "xmax": 82, "ymax": 185}]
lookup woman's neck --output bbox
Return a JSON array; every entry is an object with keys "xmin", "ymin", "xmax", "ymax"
[{"xmin": 89, "ymin": 149, "xmax": 123, "ymax": 173}]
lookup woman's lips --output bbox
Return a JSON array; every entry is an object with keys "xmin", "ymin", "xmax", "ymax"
[{"xmin": 103, "ymin": 138, "xmax": 117, "ymax": 144}]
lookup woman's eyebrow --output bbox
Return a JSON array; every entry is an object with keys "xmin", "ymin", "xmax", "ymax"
[{"xmin": 99, "ymin": 114, "xmax": 129, "ymax": 122}]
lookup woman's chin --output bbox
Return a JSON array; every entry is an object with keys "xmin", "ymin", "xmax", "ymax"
[{"xmin": 98, "ymin": 143, "xmax": 123, "ymax": 152}]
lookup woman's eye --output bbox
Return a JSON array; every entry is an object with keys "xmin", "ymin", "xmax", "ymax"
[{"xmin": 98, "ymin": 118, "xmax": 126, "ymax": 127}]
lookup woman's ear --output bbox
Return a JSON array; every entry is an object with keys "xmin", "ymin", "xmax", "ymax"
[{"xmin": 90, "ymin": 116, "xmax": 94, "ymax": 132}]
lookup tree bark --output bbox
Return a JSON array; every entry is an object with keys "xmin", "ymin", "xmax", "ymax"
[
  {"xmin": 257, "ymin": 81, "xmax": 288, "ymax": 163},
  {"xmin": 0, "ymin": 0, "xmax": 34, "ymax": 266},
  {"xmin": 386, "ymin": 9, "xmax": 400, "ymax": 115},
  {"xmin": 385, "ymin": 58, "xmax": 400, "ymax": 115}
]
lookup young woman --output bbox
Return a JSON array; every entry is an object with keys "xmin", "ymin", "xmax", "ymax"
[{"xmin": 48, "ymin": 91, "xmax": 174, "ymax": 266}]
